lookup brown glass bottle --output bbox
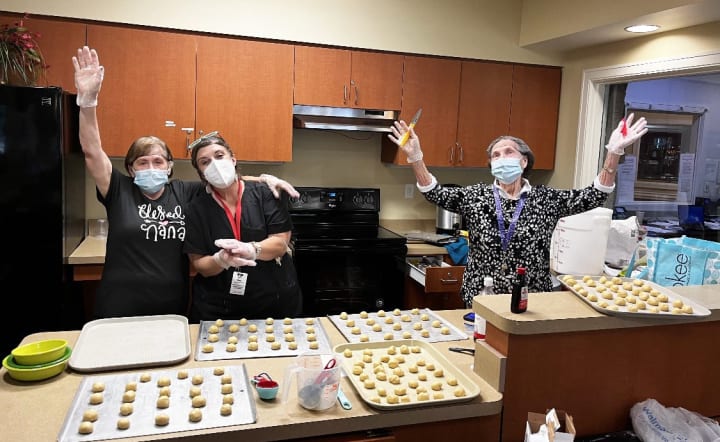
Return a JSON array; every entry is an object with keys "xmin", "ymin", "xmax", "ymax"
[{"xmin": 510, "ymin": 267, "xmax": 528, "ymax": 313}]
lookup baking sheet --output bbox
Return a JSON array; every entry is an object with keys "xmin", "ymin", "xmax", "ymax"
[
  {"xmin": 69, "ymin": 315, "xmax": 191, "ymax": 372},
  {"xmin": 334, "ymin": 339, "xmax": 481, "ymax": 410},
  {"xmin": 57, "ymin": 364, "xmax": 255, "ymax": 442},
  {"xmin": 558, "ymin": 274, "xmax": 711, "ymax": 319},
  {"xmin": 328, "ymin": 308, "xmax": 469, "ymax": 343},
  {"xmin": 195, "ymin": 317, "xmax": 332, "ymax": 361}
]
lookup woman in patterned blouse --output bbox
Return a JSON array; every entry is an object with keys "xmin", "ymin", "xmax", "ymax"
[{"xmin": 389, "ymin": 115, "xmax": 647, "ymax": 303}]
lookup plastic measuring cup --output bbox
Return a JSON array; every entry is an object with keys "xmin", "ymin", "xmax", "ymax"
[{"xmin": 281, "ymin": 352, "xmax": 340, "ymax": 410}]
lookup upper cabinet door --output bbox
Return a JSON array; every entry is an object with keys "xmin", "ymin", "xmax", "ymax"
[
  {"xmin": 509, "ymin": 65, "xmax": 562, "ymax": 170},
  {"xmin": 294, "ymin": 46, "xmax": 403, "ymax": 110},
  {"xmin": 196, "ymin": 36, "xmax": 294, "ymax": 162},
  {"xmin": 349, "ymin": 50, "xmax": 403, "ymax": 110},
  {"xmin": 86, "ymin": 24, "xmax": 197, "ymax": 159},
  {"xmin": 383, "ymin": 55, "xmax": 460, "ymax": 166},
  {"xmin": 456, "ymin": 61, "xmax": 513, "ymax": 167},
  {"xmin": 294, "ymin": 46, "xmax": 351, "ymax": 107}
]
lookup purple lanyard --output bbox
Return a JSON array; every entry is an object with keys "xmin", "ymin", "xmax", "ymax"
[{"xmin": 493, "ymin": 186, "xmax": 526, "ymax": 251}]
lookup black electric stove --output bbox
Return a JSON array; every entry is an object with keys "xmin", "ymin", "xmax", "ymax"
[{"xmin": 288, "ymin": 187, "xmax": 407, "ymax": 316}]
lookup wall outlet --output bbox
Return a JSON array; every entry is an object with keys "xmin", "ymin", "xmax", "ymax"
[{"xmin": 404, "ymin": 184, "xmax": 414, "ymax": 199}]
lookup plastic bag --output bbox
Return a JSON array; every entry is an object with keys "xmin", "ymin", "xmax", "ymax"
[
  {"xmin": 625, "ymin": 236, "xmax": 720, "ymax": 286},
  {"xmin": 630, "ymin": 398, "xmax": 720, "ymax": 442},
  {"xmin": 605, "ymin": 216, "xmax": 642, "ymax": 268}
]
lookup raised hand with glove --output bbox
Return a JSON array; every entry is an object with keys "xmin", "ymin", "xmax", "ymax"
[
  {"xmin": 72, "ymin": 46, "xmax": 104, "ymax": 108},
  {"xmin": 388, "ymin": 120, "xmax": 424, "ymax": 163},
  {"xmin": 213, "ymin": 239, "xmax": 257, "ymax": 269},
  {"xmin": 605, "ymin": 113, "xmax": 648, "ymax": 155}
]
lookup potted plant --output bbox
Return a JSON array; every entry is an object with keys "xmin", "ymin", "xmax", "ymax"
[{"xmin": 0, "ymin": 14, "xmax": 47, "ymax": 86}]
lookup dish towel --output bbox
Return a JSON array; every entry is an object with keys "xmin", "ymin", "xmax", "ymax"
[{"xmin": 445, "ymin": 236, "xmax": 468, "ymax": 265}]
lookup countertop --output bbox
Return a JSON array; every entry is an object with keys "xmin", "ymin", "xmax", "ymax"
[
  {"xmin": 0, "ymin": 311, "xmax": 501, "ymax": 442},
  {"xmin": 473, "ymin": 284, "xmax": 720, "ymax": 335},
  {"xmin": 67, "ymin": 233, "xmax": 449, "ymax": 266},
  {"xmin": 67, "ymin": 236, "xmax": 106, "ymax": 264}
]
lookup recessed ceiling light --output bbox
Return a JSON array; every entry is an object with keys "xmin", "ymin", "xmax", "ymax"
[{"xmin": 624, "ymin": 24, "xmax": 660, "ymax": 33}]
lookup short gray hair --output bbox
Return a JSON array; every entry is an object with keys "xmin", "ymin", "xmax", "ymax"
[{"xmin": 486, "ymin": 135, "xmax": 535, "ymax": 178}]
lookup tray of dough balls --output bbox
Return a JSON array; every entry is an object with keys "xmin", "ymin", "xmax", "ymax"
[
  {"xmin": 57, "ymin": 364, "xmax": 256, "ymax": 442},
  {"xmin": 195, "ymin": 317, "xmax": 333, "ymax": 361},
  {"xmin": 558, "ymin": 275, "xmax": 711, "ymax": 318},
  {"xmin": 328, "ymin": 308, "xmax": 469, "ymax": 344},
  {"xmin": 334, "ymin": 339, "xmax": 481, "ymax": 410}
]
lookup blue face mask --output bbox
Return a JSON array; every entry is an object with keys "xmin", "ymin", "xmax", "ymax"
[
  {"xmin": 491, "ymin": 157, "xmax": 524, "ymax": 184},
  {"xmin": 133, "ymin": 168, "xmax": 169, "ymax": 194}
]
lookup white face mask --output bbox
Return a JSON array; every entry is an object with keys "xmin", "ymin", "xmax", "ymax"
[{"xmin": 204, "ymin": 158, "xmax": 237, "ymax": 189}]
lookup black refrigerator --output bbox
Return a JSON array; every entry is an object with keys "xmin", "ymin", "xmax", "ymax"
[{"xmin": 0, "ymin": 85, "xmax": 86, "ymax": 356}]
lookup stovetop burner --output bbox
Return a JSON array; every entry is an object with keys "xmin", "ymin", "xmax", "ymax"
[{"xmin": 288, "ymin": 187, "xmax": 406, "ymax": 248}]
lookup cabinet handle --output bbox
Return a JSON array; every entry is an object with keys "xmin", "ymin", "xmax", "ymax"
[
  {"xmin": 456, "ymin": 143, "xmax": 464, "ymax": 164},
  {"xmin": 440, "ymin": 275, "xmax": 459, "ymax": 284},
  {"xmin": 448, "ymin": 145, "xmax": 455, "ymax": 164},
  {"xmin": 352, "ymin": 80, "xmax": 359, "ymax": 106},
  {"xmin": 343, "ymin": 85, "xmax": 348, "ymax": 105}
]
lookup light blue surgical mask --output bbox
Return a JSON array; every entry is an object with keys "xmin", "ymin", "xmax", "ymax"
[
  {"xmin": 133, "ymin": 168, "xmax": 169, "ymax": 194},
  {"xmin": 491, "ymin": 157, "xmax": 524, "ymax": 184}
]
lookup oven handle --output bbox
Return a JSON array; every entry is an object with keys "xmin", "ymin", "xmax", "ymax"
[{"xmin": 293, "ymin": 244, "xmax": 408, "ymax": 254}]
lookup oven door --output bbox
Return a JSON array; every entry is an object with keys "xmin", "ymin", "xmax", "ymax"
[{"xmin": 292, "ymin": 241, "xmax": 407, "ymax": 316}]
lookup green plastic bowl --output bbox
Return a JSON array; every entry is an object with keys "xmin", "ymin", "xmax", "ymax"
[
  {"xmin": 11, "ymin": 339, "xmax": 67, "ymax": 366},
  {"xmin": 3, "ymin": 348, "xmax": 71, "ymax": 382}
]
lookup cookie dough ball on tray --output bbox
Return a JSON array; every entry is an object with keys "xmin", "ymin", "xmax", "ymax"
[
  {"xmin": 82, "ymin": 409, "xmax": 99, "ymax": 422},
  {"xmin": 155, "ymin": 413, "xmax": 170, "ymax": 426}
]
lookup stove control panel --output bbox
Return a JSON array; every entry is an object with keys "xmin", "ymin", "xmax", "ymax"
[{"xmin": 289, "ymin": 187, "xmax": 380, "ymax": 211}]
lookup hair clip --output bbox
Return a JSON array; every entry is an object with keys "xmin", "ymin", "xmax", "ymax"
[{"xmin": 187, "ymin": 130, "xmax": 220, "ymax": 151}]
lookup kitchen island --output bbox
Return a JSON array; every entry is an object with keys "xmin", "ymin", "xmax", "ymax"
[
  {"xmin": 0, "ymin": 311, "xmax": 502, "ymax": 442},
  {"xmin": 473, "ymin": 284, "xmax": 720, "ymax": 441}
]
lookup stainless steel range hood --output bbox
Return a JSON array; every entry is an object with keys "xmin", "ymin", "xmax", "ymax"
[{"xmin": 293, "ymin": 105, "xmax": 398, "ymax": 132}]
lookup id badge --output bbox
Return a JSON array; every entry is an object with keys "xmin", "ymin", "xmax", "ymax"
[{"xmin": 230, "ymin": 271, "xmax": 248, "ymax": 296}]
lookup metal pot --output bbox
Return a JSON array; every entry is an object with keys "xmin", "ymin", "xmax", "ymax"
[
  {"xmin": 436, "ymin": 207, "xmax": 462, "ymax": 234},
  {"xmin": 436, "ymin": 184, "xmax": 463, "ymax": 234}
]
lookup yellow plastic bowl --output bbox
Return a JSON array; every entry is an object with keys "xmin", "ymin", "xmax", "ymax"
[
  {"xmin": 3, "ymin": 348, "xmax": 71, "ymax": 382},
  {"xmin": 11, "ymin": 339, "xmax": 68, "ymax": 366}
]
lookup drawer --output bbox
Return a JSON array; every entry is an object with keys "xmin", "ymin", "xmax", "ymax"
[{"xmin": 423, "ymin": 265, "xmax": 464, "ymax": 293}]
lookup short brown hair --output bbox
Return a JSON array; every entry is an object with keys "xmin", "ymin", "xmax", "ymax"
[{"xmin": 123, "ymin": 136, "xmax": 174, "ymax": 177}]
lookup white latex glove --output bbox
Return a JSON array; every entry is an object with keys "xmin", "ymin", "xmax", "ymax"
[
  {"xmin": 388, "ymin": 121, "xmax": 423, "ymax": 163},
  {"xmin": 259, "ymin": 174, "xmax": 300, "ymax": 199},
  {"xmin": 213, "ymin": 249, "xmax": 257, "ymax": 269},
  {"xmin": 605, "ymin": 113, "xmax": 648, "ymax": 155},
  {"xmin": 72, "ymin": 46, "xmax": 104, "ymax": 108},
  {"xmin": 214, "ymin": 238, "xmax": 257, "ymax": 260}
]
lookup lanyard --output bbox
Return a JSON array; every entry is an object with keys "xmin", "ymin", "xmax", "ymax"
[
  {"xmin": 493, "ymin": 186, "xmax": 526, "ymax": 251},
  {"xmin": 212, "ymin": 181, "xmax": 244, "ymax": 240}
]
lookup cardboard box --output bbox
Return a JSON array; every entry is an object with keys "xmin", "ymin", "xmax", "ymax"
[{"xmin": 525, "ymin": 409, "xmax": 576, "ymax": 442}]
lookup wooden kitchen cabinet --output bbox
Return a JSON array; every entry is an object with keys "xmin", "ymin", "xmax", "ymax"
[
  {"xmin": 509, "ymin": 65, "xmax": 562, "ymax": 170},
  {"xmin": 383, "ymin": 59, "xmax": 560, "ymax": 170},
  {"xmin": 381, "ymin": 55, "xmax": 461, "ymax": 166},
  {"xmin": 196, "ymin": 36, "xmax": 294, "ymax": 162},
  {"xmin": 294, "ymin": 46, "xmax": 403, "ymax": 110},
  {"xmin": 87, "ymin": 24, "xmax": 294, "ymax": 162},
  {"xmin": 0, "ymin": 14, "xmax": 86, "ymax": 91},
  {"xmin": 456, "ymin": 60, "xmax": 514, "ymax": 167},
  {"xmin": 87, "ymin": 24, "xmax": 197, "ymax": 159}
]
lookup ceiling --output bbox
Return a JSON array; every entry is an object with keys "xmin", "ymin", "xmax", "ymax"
[{"xmin": 524, "ymin": 1, "xmax": 720, "ymax": 53}]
